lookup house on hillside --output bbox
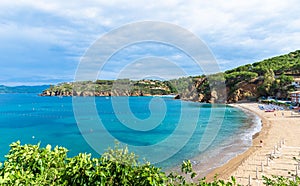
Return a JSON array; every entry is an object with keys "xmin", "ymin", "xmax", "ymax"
[
  {"xmin": 290, "ymin": 91, "xmax": 300, "ymax": 104},
  {"xmin": 292, "ymin": 76, "xmax": 300, "ymax": 90}
]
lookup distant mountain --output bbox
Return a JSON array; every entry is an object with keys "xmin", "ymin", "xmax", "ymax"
[{"xmin": 0, "ymin": 85, "xmax": 50, "ymax": 93}]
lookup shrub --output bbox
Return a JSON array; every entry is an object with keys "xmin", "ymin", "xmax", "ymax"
[{"xmin": 1, "ymin": 141, "xmax": 299, "ymax": 185}]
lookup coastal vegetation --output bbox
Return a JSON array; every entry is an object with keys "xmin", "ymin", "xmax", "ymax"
[
  {"xmin": 41, "ymin": 79, "xmax": 175, "ymax": 97},
  {"xmin": 223, "ymin": 50, "xmax": 299, "ymax": 101},
  {"xmin": 0, "ymin": 141, "xmax": 299, "ymax": 185},
  {"xmin": 40, "ymin": 50, "xmax": 299, "ymax": 103}
]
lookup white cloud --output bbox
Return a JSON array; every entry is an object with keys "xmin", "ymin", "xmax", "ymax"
[
  {"xmin": 0, "ymin": 0, "xmax": 300, "ymax": 84},
  {"xmin": 114, "ymin": 57, "xmax": 187, "ymax": 80}
]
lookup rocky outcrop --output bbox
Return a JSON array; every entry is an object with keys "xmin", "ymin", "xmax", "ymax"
[
  {"xmin": 210, "ymin": 90, "xmax": 218, "ymax": 103},
  {"xmin": 174, "ymin": 94, "xmax": 180, "ymax": 99},
  {"xmin": 40, "ymin": 90, "xmax": 72, "ymax": 96},
  {"xmin": 176, "ymin": 77, "xmax": 226, "ymax": 103},
  {"xmin": 177, "ymin": 77, "xmax": 264, "ymax": 103},
  {"xmin": 226, "ymin": 79, "xmax": 262, "ymax": 103}
]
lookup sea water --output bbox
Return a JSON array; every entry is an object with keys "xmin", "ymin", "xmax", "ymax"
[{"xmin": 0, "ymin": 93, "xmax": 260, "ymax": 174}]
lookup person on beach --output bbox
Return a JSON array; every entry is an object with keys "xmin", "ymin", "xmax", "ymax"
[{"xmin": 260, "ymin": 140, "xmax": 263, "ymax": 147}]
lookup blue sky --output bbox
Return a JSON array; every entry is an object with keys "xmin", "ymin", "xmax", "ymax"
[{"xmin": 1, "ymin": 1, "xmax": 300, "ymax": 85}]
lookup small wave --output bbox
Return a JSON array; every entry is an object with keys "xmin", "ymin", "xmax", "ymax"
[
  {"xmin": 186, "ymin": 106, "xmax": 262, "ymax": 177},
  {"xmin": 239, "ymin": 110, "xmax": 262, "ymax": 142}
]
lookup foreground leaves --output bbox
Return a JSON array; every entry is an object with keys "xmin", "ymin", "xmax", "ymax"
[{"xmin": 0, "ymin": 141, "xmax": 299, "ymax": 185}]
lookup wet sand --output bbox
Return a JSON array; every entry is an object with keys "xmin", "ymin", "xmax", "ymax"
[{"xmin": 203, "ymin": 103, "xmax": 300, "ymax": 184}]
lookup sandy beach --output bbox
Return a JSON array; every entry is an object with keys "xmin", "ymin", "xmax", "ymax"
[{"xmin": 203, "ymin": 102, "xmax": 300, "ymax": 185}]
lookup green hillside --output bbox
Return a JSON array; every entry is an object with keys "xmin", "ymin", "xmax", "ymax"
[
  {"xmin": 40, "ymin": 79, "xmax": 176, "ymax": 97},
  {"xmin": 226, "ymin": 50, "xmax": 300, "ymax": 75},
  {"xmin": 222, "ymin": 50, "xmax": 299, "ymax": 102},
  {"xmin": 178, "ymin": 50, "xmax": 299, "ymax": 103},
  {"xmin": 40, "ymin": 50, "xmax": 300, "ymax": 103}
]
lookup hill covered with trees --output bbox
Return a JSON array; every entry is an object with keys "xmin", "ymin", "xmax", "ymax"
[
  {"xmin": 222, "ymin": 50, "xmax": 299, "ymax": 102},
  {"xmin": 40, "ymin": 79, "xmax": 176, "ymax": 97},
  {"xmin": 40, "ymin": 50, "xmax": 300, "ymax": 103},
  {"xmin": 177, "ymin": 50, "xmax": 299, "ymax": 103}
]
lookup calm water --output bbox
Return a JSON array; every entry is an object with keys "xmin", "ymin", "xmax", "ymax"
[{"xmin": 0, "ymin": 93, "xmax": 260, "ymax": 173}]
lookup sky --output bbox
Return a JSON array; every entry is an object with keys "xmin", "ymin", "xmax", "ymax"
[{"xmin": 1, "ymin": 0, "xmax": 300, "ymax": 86}]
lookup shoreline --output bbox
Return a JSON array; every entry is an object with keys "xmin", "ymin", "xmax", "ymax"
[
  {"xmin": 204, "ymin": 102, "xmax": 268, "ymax": 181},
  {"xmin": 204, "ymin": 102, "xmax": 300, "ymax": 184},
  {"xmin": 167, "ymin": 102, "xmax": 262, "ymax": 180}
]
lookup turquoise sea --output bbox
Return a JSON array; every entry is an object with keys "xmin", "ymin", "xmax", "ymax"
[{"xmin": 0, "ymin": 93, "xmax": 261, "ymax": 175}]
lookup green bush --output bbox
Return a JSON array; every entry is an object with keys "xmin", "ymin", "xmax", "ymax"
[
  {"xmin": 0, "ymin": 141, "xmax": 299, "ymax": 185},
  {"xmin": 0, "ymin": 141, "xmax": 168, "ymax": 185},
  {"xmin": 263, "ymin": 175, "xmax": 300, "ymax": 186},
  {"xmin": 0, "ymin": 141, "xmax": 68, "ymax": 185}
]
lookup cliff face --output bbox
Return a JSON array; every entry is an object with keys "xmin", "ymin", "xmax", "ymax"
[
  {"xmin": 170, "ymin": 76, "xmax": 226, "ymax": 103},
  {"xmin": 226, "ymin": 78, "xmax": 262, "ymax": 103},
  {"xmin": 176, "ymin": 73, "xmax": 294, "ymax": 103}
]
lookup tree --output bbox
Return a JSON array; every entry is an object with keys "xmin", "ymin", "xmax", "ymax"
[{"xmin": 262, "ymin": 69, "xmax": 275, "ymax": 96}]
